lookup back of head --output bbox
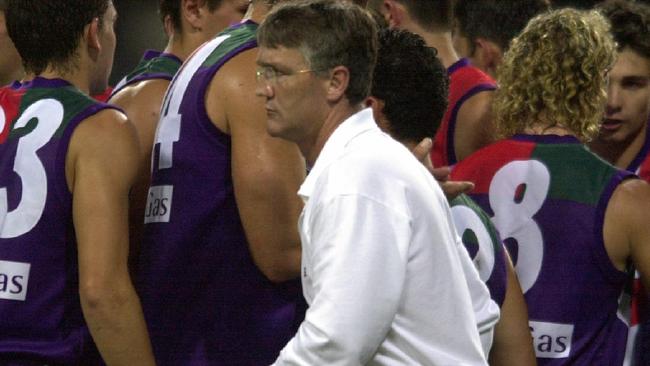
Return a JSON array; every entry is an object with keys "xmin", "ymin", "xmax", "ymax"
[
  {"xmin": 6, "ymin": 0, "xmax": 109, "ymax": 75},
  {"xmin": 395, "ymin": 0, "xmax": 454, "ymax": 32},
  {"xmin": 372, "ymin": 28, "xmax": 448, "ymax": 144},
  {"xmin": 454, "ymin": 0, "xmax": 550, "ymax": 51},
  {"xmin": 552, "ymin": 0, "xmax": 598, "ymax": 9},
  {"xmin": 597, "ymin": 0, "xmax": 650, "ymax": 59},
  {"xmin": 257, "ymin": 0, "xmax": 378, "ymax": 105},
  {"xmin": 494, "ymin": 8, "xmax": 615, "ymax": 140}
]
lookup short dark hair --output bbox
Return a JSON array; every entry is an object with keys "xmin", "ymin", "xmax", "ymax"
[
  {"xmin": 552, "ymin": 0, "xmax": 598, "ymax": 8},
  {"xmin": 258, "ymin": 0, "xmax": 378, "ymax": 105},
  {"xmin": 395, "ymin": 0, "xmax": 454, "ymax": 31},
  {"xmin": 372, "ymin": 29, "xmax": 448, "ymax": 143},
  {"xmin": 597, "ymin": 0, "xmax": 650, "ymax": 59},
  {"xmin": 6, "ymin": 0, "xmax": 109, "ymax": 75},
  {"xmin": 454, "ymin": 0, "xmax": 550, "ymax": 51},
  {"xmin": 159, "ymin": 0, "xmax": 224, "ymax": 32}
]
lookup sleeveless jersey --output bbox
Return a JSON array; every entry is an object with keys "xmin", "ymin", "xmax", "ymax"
[
  {"xmin": 109, "ymin": 49, "xmax": 182, "ymax": 99},
  {"xmin": 450, "ymin": 194, "xmax": 508, "ymax": 307},
  {"xmin": 0, "ymin": 77, "xmax": 116, "ymax": 364},
  {"xmin": 451, "ymin": 134, "xmax": 634, "ymax": 365},
  {"xmin": 431, "ymin": 58, "xmax": 496, "ymax": 167},
  {"xmin": 138, "ymin": 21, "xmax": 303, "ymax": 365}
]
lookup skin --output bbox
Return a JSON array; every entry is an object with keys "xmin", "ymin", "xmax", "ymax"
[
  {"xmin": 369, "ymin": 97, "xmax": 536, "ymax": 366},
  {"xmin": 43, "ymin": 2, "xmax": 155, "ymax": 364},
  {"xmin": 452, "ymin": 25, "xmax": 503, "ymax": 79},
  {"xmin": 108, "ymin": 0, "xmax": 246, "ymax": 253},
  {"xmin": 589, "ymin": 48, "xmax": 650, "ymax": 170},
  {"xmin": 369, "ymin": 0, "xmax": 496, "ymax": 163},
  {"xmin": 604, "ymin": 177, "xmax": 650, "ymax": 292},
  {"xmin": 203, "ymin": 1, "xmax": 307, "ymax": 282}
]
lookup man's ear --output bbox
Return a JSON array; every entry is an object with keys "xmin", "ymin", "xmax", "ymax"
[
  {"xmin": 383, "ymin": 0, "xmax": 404, "ymax": 29},
  {"xmin": 85, "ymin": 17, "xmax": 102, "ymax": 59},
  {"xmin": 366, "ymin": 96, "xmax": 391, "ymax": 133},
  {"xmin": 181, "ymin": 0, "xmax": 203, "ymax": 32},
  {"xmin": 326, "ymin": 66, "xmax": 350, "ymax": 103},
  {"xmin": 473, "ymin": 38, "xmax": 503, "ymax": 77}
]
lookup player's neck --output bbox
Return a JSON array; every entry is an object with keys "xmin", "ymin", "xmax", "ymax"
[
  {"xmin": 419, "ymin": 32, "xmax": 459, "ymax": 69},
  {"xmin": 38, "ymin": 65, "xmax": 89, "ymax": 94},
  {"xmin": 166, "ymin": 31, "xmax": 208, "ymax": 62},
  {"xmin": 524, "ymin": 123, "xmax": 576, "ymax": 138},
  {"xmin": 589, "ymin": 126, "xmax": 648, "ymax": 169},
  {"xmin": 243, "ymin": 1, "xmax": 272, "ymax": 25}
]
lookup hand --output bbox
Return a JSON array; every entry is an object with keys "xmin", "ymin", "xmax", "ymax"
[{"xmin": 412, "ymin": 138, "xmax": 475, "ymax": 200}]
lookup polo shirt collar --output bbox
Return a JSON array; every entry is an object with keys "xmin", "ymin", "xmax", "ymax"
[{"xmin": 298, "ymin": 108, "xmax": 376, "ymax": 202}]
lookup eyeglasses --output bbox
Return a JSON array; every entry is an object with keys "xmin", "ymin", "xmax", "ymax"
[{"xmin": 255, "ymin": 66, "xmax": 318, "ymax": 84}]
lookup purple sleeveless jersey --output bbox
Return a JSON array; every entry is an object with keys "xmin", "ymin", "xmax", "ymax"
[
  {"xmin": 0, "ymin": 77, "xmax": 116, "ymax": 365},
  {"xmin": 452, "ymin": 135, "xmax": 635, "ymax": 365},
  {"xmin": 137, "ymin": 21, "xmax": 304, "ymax": 366}
]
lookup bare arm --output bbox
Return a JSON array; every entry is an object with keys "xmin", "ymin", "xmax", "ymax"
[
  {"xmin": 109, "ymin": 80, "xmax": 170, "ymax": 268},
  {"xmin": 489, "ymin": 251, "xmax": 537, "ymax": 366},
  {"xmin": 605, "ymin": 178, "xmax": 650, "ymax": 290},
  {"xmin": 67, "ymin": 109, "xmax": 155, "ymax": 365},
  {"xmin": 207, "ymin": 49, "xmax": 304, "ymax": 283},
  {"xmin": 454, "ymin": 90, "xmax": 495, "ymax": 162}
]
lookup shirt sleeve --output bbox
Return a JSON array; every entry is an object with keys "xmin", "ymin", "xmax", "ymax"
[{"xmin": 273, "ymin": 193, "xmax": 411, "ymax": 365}]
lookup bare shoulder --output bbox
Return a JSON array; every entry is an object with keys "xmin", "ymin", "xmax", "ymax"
[
  {"xmin": 109, "ymin": 79, "xmax": 170, "ymax": 114},
  {"xmin": 604, "ymin": 177, "xmax": 650, "ymax": 271},
  {"xmin": 206, "ymin": 48, "xmax": 259, "ymax": 134},
  {"xmin": 66, "ymin": 108, "xmax": 139, "ymax": 190},
  {"xmin": 609, "ymin": 178, "xmax": 650, "ymax": 216}
]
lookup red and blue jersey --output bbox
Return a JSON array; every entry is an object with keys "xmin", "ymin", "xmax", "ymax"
[{"xmin": 431, "ymin": 58, "xmax": 496, "ymax": 167}]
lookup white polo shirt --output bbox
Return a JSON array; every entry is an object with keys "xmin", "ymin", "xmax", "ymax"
[{"xmin": 273, "ymin": 108, "xmax": 487, "ymax": 365}]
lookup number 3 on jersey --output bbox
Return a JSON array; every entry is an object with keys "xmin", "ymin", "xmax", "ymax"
[
  {"xmin": 0, "ymin": 99, "xmax": 64, "ymax": 238},
  {"xmin": 489, "ymin": 160, "xmax": 550, "ymax": 293}
]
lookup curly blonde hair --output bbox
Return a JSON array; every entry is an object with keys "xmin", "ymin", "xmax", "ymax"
[{"xmin": 494, "ymin": 8, "xmax": 615, "ymax": 141}]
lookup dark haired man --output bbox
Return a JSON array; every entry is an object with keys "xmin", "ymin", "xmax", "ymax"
[
  {"xmin": 109, "ymin": 0, "xmax": 247, "ymax": 247},
  {"xmin": 257, "ymin": 1, "xmax": 486, "ymax": 364},
  {"xmin": 588, "ymin": 1, "xmax": 650, "ymax": 364},
  {"xmin": 368, "ymin": 0, "xmax": 496, "ymax": 167},
  {"xmin": 137, "ymin": 0, "xmax": 306, "ymax": 364},
  {"xmin": 368, "ymin": 27, "xmax": 536, "ymax": 366},
  {"xmin": 452, "ymin": 0, "xmax": 550, "ymax": 78},
  {"xmin": 0, "ymin": 0, "xmax": 154, "ymax": 364}
]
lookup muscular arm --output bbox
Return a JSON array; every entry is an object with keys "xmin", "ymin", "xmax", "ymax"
[
  {"xmin": 605, "ymin": 178, "xmax": 650, "ymax": 290},
  {"xmin": 489, "ymin": 252, "xmax": 537, "ymax": 366},
  {"xmin": 67, "ymin": 109, "xmax": 155, "ymax": 365},
  {"xmin": 207, "ymin": 49, "xmax": 304, "ymax": 283},
  {"xmin": 454, "ymin": 90, "xmax": 495, "ymax": 162},
  {"xmin": 109, "ymin": 80, "xmax": 170, "ymax": 266}
]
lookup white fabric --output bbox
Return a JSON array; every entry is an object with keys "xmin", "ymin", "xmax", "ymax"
[
  {"xmin": 455, "ymin": 243, "xmax": 501, "ymax": 356},
  {"xmin": 273, "ymin": 109, "xmax": 487, "ymax": 366}
]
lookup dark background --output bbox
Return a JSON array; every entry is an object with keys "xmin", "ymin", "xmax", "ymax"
[{"xmin": 111, "ymin": 1, "xmax": 167, "ymax": 86}]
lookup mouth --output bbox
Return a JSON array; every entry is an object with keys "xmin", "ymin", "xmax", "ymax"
[{"xmin": 601, "ymin": 118, "xmax": 622, "ymax": 131}]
